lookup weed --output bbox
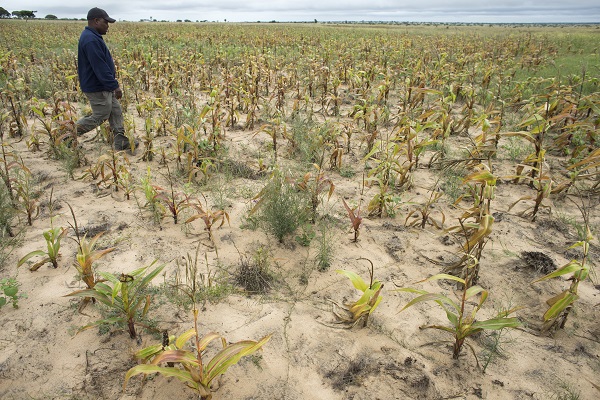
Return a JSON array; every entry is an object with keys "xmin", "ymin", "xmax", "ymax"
[
  {"xmin": 315, "ymin": 225, "xmax": 334, "ymax": 272},
  {"xmin": 235, "ymin": 244, "xmax": 274, "ymax": 294},
  {"xmin": 252, "ymin": 171, "xmax": 310, "ymax": 243},
  {"xmin": 548, "ymin": 381, "xmax": 582, "ymax": 400},
  {"xmin": 500, "ymin": 136, "xmax": 528, "ymax": 162},
  {"xmin": 0, "ymin": 277, "xmax": 26, "ymax": 308},
  {"xmin": 172, "ymin": 245, "xmax": 233, "ymax": 309},
  {"xmin": 295, "ymin": 224, "xmax": 315, "ymax": 247}
]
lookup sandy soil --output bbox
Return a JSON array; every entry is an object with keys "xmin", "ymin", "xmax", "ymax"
[{"xmin": 0, "ymin": 105, "xmax": 599, "ymax": 400}]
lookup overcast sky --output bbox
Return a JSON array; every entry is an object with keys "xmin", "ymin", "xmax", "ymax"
[{"xmin": 2, "ymin": 1, "xmax": 600, "ymax": 23}]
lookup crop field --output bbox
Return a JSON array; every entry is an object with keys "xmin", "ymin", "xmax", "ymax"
[{"xmin": 0, "ymin": 20, "xmax": 599, "ymax": 399}]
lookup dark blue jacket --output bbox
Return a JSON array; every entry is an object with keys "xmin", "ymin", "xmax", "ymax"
[{"xmin": 77, "ymin": 26, "xmax": 119, "ymax": 93}]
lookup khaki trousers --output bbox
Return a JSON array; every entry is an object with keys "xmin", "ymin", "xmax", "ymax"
[{"xmin": 76, "ymin": 91, "xmax": 125, "ymax": 135}]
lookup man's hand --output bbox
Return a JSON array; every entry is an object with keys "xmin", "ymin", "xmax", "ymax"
[{"xmin": 114, "ymin": 87, "xmax": 123, "ymax": 99}]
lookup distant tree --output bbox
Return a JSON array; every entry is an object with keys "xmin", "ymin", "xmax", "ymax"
[
  {"xmin": 0, "ymin": 7, "xmax": 11, "ymax": 18},
  {"xmin": 12, "ymin": 10, "xmax": 36, "ymax": 19},
  {"xmin": 45, "ymin": 14, "xmax": 58, "ymax": 20}
]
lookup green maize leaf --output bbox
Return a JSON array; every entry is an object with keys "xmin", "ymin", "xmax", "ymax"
[
  {"xmin": 124, "ymin": 365, "xmax": 198, "ymax": 390},
  {"xmin": 141, "ymin": 295, "xmax": 150, "ymax": 317},
  {"xmin": 400, "ymin": 293, "xmax": 460, "ymax": 313},
  {"xmin": 465, "ymin": 286, "xmax": 486, "ymax": 301},
  {"xmin": 176, "ymin": 328, "xmax": 199, "ymax": 349},
  {"xmin": 0, "ymin": 298, "xmax": 6, "ymax": 307},
  {"xmin": 519, "ymin": 114, "xmax": 544, "ymax": 129},
  {"xmin": 98, "ymin": 271, "xmax": 120, "ymax": 285},
  {"xmin": 111, "ymin": 281, "xmax": 122, "ymax": 302},
  {"xmin": 138, "ymin": 262, "xmax": 166, "ymax": 288},
  {"xmin": 395, "ymin": 288, "xmax": 428, "ymax": 295},
  {"xmin": 422, "ymin": 274, "xmax": 466, "ymax": 285},
  {"xmin": 354, "ymin": 287, "xmax": 375, "ymax": 306},
  {"xmin": 532, "ymin": 260, "xmax": 583, "ymax": 283},
  {"xmin": 135, "ymin": 343, "xmax": 164, "ymax": 361},
  {"xmin": 204, "ymin": 334, "xmax": 271, "ymax": 385},
  {"xmin": 544, "ymin": 292, "xmax": 578, "ymax": 321},
  {"xmin": 349, "ymin": 302, "xmax": 371, "ymax": 319},
  {"xmin": 17, "ymin": 250, "xmax": 47, "ymax": 267},
  {"xmin": 150, "ymin": 350, "xmax": 200, "ymax": 366},
  {"xmin": 129, "ymin": 266, "xmax": 149, "ymax": 277},
  {"xmin": 501, "ymin": 131, "xmax": 536, "ymax": 144},
  {"xmin": 464, "ymin": 171, "xmax": 496, "ymax": 186},
  {"xmin": 465, "ymin": 214, "xmax": 494, "ymax": 251},
  {"xmin": 445, "ymin": 310, "xmax": 459, "ymax": 328},
  {"xmin": 65, "ymin": 289, "xmax": 113, "ymax": 308},
  {"xmin": 197, "ymin": 332, "xmax": 222, "ymax": 352},
  {"xmin": 92, "ymin": 281, "xmax": 113, "ymax": 294},
  {"xmin": 336, "ymin": 269, "xmax": 368, "ymax": 292},
  {"xmin": 470, "ymin": 317, "xmax": 521, "ymax": 331},
  {"xmin": 421, "ymin": 324, "xmax": 456, "ymax": 334},
  {"xmin": 77, "ymin": 316, "xmax": 124, "ymax": 334},
  {"xmin": 370, "ymin": 295, "xmax": 383, "ymax": 314}
]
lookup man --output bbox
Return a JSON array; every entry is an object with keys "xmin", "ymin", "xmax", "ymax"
[{"xmin": 76, "ymin": 7, "xmax": 135, "ymax": 151}]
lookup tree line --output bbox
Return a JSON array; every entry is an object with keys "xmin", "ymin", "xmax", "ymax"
[{"xmin": 0, "ymin": 9, "xmax": 58, "ymax": 20}]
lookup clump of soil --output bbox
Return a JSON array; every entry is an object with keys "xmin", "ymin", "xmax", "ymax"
[
  {"xmin": 520, "ymin": 251, "xmax": 557, "ymax": 274},
  {"xmin": 326, "ymin": 357, "xmax": 372, "ymax": 390}
]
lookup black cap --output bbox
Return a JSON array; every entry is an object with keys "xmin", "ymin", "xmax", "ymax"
[{"xmin": 87, "ymin": 7, "xmax": 116, "ymax": 23}]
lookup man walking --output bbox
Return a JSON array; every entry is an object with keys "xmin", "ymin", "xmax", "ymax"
[{"xmin": 75, "ymin": 7, "xmax": 135, "ymax": 151}]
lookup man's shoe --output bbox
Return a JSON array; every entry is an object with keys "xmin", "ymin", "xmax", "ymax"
[{"xmin": 114, "ymin": 134, "xmax": 139, "ymax": 153}]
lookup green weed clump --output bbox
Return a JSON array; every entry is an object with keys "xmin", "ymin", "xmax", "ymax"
[
  {"xmin": 0, "ymin": 277, "xmax": 25, "ymax": 308},
  {"xmin": 253, "ymin": 172, "xmax": 310, "ymax": 243}
]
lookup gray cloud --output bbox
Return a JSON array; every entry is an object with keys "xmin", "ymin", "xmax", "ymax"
[{"xmin": 2, "ymin": 0, "xmax": 599, "ymax": 22}]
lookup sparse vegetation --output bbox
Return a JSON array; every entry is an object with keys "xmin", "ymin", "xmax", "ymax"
[{"xmin": 0, "ymin": 20, "xmax": 599, "ymax": 400}]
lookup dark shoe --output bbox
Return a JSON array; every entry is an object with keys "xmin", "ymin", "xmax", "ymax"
[{"xmin": 114, "ymin": 134, "xmax": 139, "ymax": 153}]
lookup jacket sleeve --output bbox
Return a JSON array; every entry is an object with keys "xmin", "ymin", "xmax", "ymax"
[{"xmin": 81, "ymin": 40, "xmax": 119, "ymax": 91}]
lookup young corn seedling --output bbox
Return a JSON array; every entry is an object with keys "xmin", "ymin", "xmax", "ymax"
[
  {"xmin": 333, "ymin": 258, "xmax": 383, "ymax": 328},
  {"xmin": 125, "ymin": 246, "xmax": 270, "ymax": 399},
  {"xmin": 124, "ymin": 310, "xmax": 271, "ymax": 399},
  {"xmin": 532, "ymin": 201, "xmax": 594, "ymax": 333},
  {"xmin": 405, "ymin": 187, "xmax": 445, "ymax": 229},
  {"xmin": 296, "ymin": 164, "xmax": 335, "ymax": 222},
  {"xmin": 186, "ymin": 199, "xmax": 230, "ymax": 242},
  {"xmin": 66, "ymin": 261, "xmax": 166, "ymax": 339},
  {"xmin": 444, "ymin": 165, "xmax": 496, "ymax": 282},
  {"xmin": 66, "ymin": 204, "xmax": 114, "ymax": 307},
  {"xmin": 398, "ymin": 270, "xmax": 521, "ymax": 362},
  {"xmin": 342, "ymin": 198, "xmax": 362, "ymax": 242},
  {"xmin": 255, "ymin": 117, "xmax": 286, "ymax": 163},
  {"xmin": 366, "ymin": 178, "xmax": 400, "ymax": 218},
  {"xmin": 155, "ymin": 165, "xmax": 191, "ymax": 224},
  {"xmin": 13, "ymin": 168, "xmax": 40, "ymax": 226},
  {"xmin": 18, "ymin": 222, "xmax": 67, "ymax": 271},
  {"xmin": 138, "ymin": 168, "xmax": 165, "ymax": 226}
]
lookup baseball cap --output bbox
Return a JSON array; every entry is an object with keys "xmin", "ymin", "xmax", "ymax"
[{"xmin": 87, "ymin": 7, "xmax": 116, "ymax": 23}]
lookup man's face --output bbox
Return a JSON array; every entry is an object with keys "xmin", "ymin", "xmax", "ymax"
[{"xmin": 92, "ymin": 18, "xmax": 110, "ymax": 35}]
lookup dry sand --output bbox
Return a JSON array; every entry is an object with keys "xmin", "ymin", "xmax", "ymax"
[{"xmin": 0, "ymin": 108, "xmax": 599, "ymax": 400}]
